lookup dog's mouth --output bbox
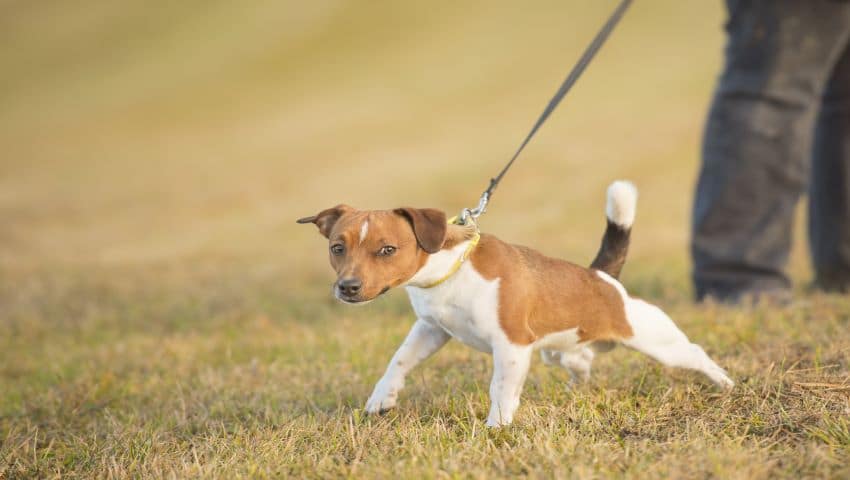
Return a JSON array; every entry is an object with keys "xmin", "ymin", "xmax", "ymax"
[
  {"xmin": 333, "ymin": 285, "xmax": 391, "ymax": 305},
  {"xmin": 336, "ymin": 296, "xmax": 374, "ymax": 305}
]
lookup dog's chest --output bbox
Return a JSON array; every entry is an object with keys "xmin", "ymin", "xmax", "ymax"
[{"xmin": 405, "ymin": 264, "xmax": 501, "ymax": 353}]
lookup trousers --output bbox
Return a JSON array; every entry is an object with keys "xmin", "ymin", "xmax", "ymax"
[{"xmin": 692, "ymin": 0, "xmax": 850, "ymax": 300}]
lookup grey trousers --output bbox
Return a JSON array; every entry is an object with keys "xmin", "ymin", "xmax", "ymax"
[{"xmin": 692, "ymin": 0, "xmax": 850, "ymax": 301}]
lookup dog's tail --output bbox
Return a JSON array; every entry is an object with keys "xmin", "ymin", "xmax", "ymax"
[{"xmin": 590, "ymin": 180, "xmax": 637, "ymax": 279}]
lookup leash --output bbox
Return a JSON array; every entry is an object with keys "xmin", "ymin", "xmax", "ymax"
[
  {"xmin": 423, "ymin": 0, "xmax": 633, "ymax": 289},
  {"xmin": 455, "ymin": 0, "xmax": 633, "ymax": 226}
]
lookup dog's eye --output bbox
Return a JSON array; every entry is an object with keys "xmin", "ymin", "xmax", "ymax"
[
  {"xmin": 378, "ymin": 245, "xmax": 397, "ymax": 257},
  {"xmin": 330, "ymin": 244, "xmax": 345, "ymax": 256}
]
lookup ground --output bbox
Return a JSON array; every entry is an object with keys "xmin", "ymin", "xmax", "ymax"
[
  {"xmin": 1, "ymin": 1, "xmax": 849, "ymax": 478},
  {"xmin": 3, "ymin": 266, "xmax": 849, "ymax": 478}
]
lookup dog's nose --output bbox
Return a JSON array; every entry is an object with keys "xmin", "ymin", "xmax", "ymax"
[{"xmin": 338, "ymin": 278, "xmax": 362, "ymax": 297}]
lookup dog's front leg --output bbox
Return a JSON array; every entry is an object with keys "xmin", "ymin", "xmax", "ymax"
[
  {"xmin": 365, "ymin": 319, "xmax": 450, "ymax": 414},
  {"xmin": 486, "ymin": 343, "xmax": 533, "ymax": 427}
]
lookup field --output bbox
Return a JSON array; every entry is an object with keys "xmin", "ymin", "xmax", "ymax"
[{"xmin": 1, "ymin": 1, "xmax": 849, "ymax": 478}]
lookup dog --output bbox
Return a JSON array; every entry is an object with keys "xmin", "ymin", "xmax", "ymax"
[{"xmin": 297, "ymin": 181, "xmax": 733, "ymax": 427}]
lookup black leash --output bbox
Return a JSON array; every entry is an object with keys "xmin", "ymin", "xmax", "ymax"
[{"xmin": 458, "ymin": 0, "xmax": 633, "ymax": 224}]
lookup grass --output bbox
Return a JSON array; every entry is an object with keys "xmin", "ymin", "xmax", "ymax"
[
  {"xmin": 2, "ymin": 267, "xmax": 849, "ymax": 478},
  {"xmin": 1, "ymin": 0, "xmax": 849, "ymax": 478}
]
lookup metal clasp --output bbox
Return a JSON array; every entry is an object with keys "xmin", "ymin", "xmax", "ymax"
[{"xmin": 457, "ymin": 191, "xmax": 490, "ymax": 226}]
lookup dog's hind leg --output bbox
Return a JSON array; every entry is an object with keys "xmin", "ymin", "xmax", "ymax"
[
  {"xmin": 559, "ymin": 347, "xmax": 594, "ymax": 382},
  {"xmin": 620, "ymin": 299, "xmax": 734, "ymax": 389},
  {"xmin": 541, "ymin": 347, "xmax": 594, "ymax": 383},
  {"xmin": 365, "ymin": 319, "xmax": 451, "ymax": 414}
]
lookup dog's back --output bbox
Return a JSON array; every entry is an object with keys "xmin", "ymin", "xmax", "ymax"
[
  {"xmin": 463, "ymin": 180, "xmax": 639, "ymax": 346},
  {"xmin": 466, "ymin": 235, "xmax": 633, "ymax": 346}
]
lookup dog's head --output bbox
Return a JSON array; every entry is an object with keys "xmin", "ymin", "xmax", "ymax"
[{"xmin": 297, "ymin": 205, "xmax": 448, "ymax": 304}]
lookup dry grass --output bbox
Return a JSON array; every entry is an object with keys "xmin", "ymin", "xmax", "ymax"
[
  {"xmin": 2, "ymin": 268, "xmax": 849, "ymax": 478},
  {"xmin": 1, "ymin": 1, "xmax": 848, "ymax": 478}
]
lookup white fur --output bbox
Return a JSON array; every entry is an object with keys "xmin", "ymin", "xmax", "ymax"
[
  {"xmin": 407, "ymin": 248, "xmax": 502, "ymax": 354},
  {"xmin": 541, "ymin": 347, "xmax": 594, "ymax": 382},
  {"xmin": 606, "ymin": 180, "xmax": 638, "ymax": 228},
  {"xmin": 365, "ymin": 320, "xmax": 450, "ymax": 413},
  {"xmin": 405, "ymin": 241, "xmax": 470, "ymax": 288},
  {"xmin": 369, "ymin": 242, "xmax": 534, "ymax": 425},
  {"xmin": 595, "ymin": 271, "xmax": 734, "ymax": 389},
  {"xmin": 359, "ymin": 220, "xmax": 369, "ymax": 244},
  {"xmin": 536, "ymin": 328, "xmax": 580, "ymax": 351},
  {"xmin": 371, "ymin": 241, "xmax": 596, "ymax": 426},
  {"xmin": 538, "ymin": 328, "xmax": 594, "ymax": 383}
]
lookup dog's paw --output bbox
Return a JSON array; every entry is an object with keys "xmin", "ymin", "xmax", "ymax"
[
  {"xmin": 485, "ymin": 415, "xmax": 513, "ymax": 428},
  {"xmin": 364, "ymin": 396, "xmax": 397, "ymax": 415},
  {"xmin": 485, "ymin": 406, "xmax": 515, "ymax": 427},
  {"xmin": 364, "ymin": 378, "xmax": 402, "ymax": 414},
  {"xmin": 703, "ymin": 362, "xmax": 735, "ymax": 390},
  {"xmin": 714, "ymin": 370, "xmax": 735, "ymax": 391}
]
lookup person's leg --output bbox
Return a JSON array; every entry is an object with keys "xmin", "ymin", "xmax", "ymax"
[
  {"xmin": 692, "ymin": 0, "xmax": 850, "ymax": 302},
  {"xmin": 810, "ymin": 40, "xmax": 850, "ymax": 292}
]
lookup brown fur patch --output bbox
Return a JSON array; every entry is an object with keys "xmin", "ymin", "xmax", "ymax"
[
  {"xmin": 299, "ymin": 207, "xmax": 440, "ymax": 302},
  {"xmin": 296, "ymin": 204, "xmax": 354, "ymax": 238},
  {"xmin": 394, "ymin": 208, "xmax": 447, "ymax": 253},
  {"xmin": 469, "ymin": 234, "xmax": 633, "ymax": 345}
]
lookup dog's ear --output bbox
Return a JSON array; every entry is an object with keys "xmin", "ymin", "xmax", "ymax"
[
  {"xmin": 297, "ymin": 204, "xmax": 354, "ymax": 238},
  {"xmin": 394, "ymin": 207, "xmax": 447, "ymax": 254}
]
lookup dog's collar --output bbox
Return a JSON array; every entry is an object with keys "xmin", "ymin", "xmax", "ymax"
[{"xmin": 420, "ymin": 226, "xmax": 481, "ymax": 289}]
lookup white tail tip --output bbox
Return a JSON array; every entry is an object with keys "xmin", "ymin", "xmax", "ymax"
[{"xmin": 606, "ymin": 180, "xmax": 638, "ymax": 228}]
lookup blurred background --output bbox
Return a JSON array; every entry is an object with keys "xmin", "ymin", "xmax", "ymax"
[
  {"xmin": 0, "ymin": 1, "xmax": 812, "ymax": 295},
  {"xmin": 6, "ymin": 4, "xmax": 846, "ymax": 477}
]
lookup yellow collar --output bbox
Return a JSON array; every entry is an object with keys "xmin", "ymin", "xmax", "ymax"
[{"xmin": 420, "ymin": 231, "xmax": 481, "ymax": 289}]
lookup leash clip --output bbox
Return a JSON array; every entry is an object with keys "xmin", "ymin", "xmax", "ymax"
[{"xmin": 457, "ymin": 191, "xmax": 490, "ymax": 226}]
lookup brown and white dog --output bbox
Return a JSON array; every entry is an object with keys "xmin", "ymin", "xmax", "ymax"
[{"xmin": 298, "ymin": 181, "xmax": 733, "ymax": 427}]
